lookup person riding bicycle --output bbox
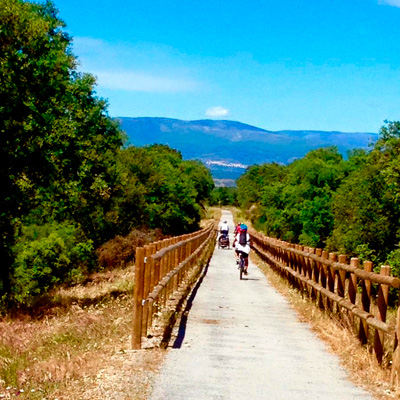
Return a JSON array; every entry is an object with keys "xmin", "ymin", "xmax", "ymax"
[
  {"xmin": 234, "ymin": 222, "xmax": 241, "ymax": 235},
  {"xmin": 233, "ymin": 222, "xmax": 242, "ymax": 262},
  {"xmin": 219, "ymin": 220, "xmax": 229, "ymax": 240},
  {"xmin": 233, "ymin": 224, "xmax": 250, "ymax": 274}
]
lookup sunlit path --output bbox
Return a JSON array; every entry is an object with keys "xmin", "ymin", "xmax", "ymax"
[{"xmin": 149, "ymin": 210, "xmax": 372, "ymax": 400}]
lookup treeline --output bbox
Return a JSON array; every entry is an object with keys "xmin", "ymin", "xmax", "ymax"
[
  {"xmin": 208, "ymin": 187, "xmax": 238, "ymax": 207},
  {"xmin": 237, "ymin": 122, "xmax": 400, "ymax": 278},
  {"xmin": 0, "ymin": 0, "xmax": 213, "ymax": 307}
]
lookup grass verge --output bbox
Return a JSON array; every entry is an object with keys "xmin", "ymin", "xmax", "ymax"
[{"xmin": 0, "ymin": 267, "xmax": 164, "ymax": 400}]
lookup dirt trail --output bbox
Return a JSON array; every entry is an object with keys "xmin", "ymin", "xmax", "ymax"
[{"xmin": 149, "ymin": 210, "xmax": 373, "ymax": 400}]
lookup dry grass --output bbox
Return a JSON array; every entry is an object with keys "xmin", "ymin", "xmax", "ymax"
[
  {"xmin": 4, "ymin": 207, "xmax": 394, "ymax": 398},
  {"xmin": 201, "ymin": 206, "xmax": 221, "ymax": 227},
  {"xmin": 0, "ymin": 266, "xmax": 164, "ymax": 400},
  {"xmin": 252, "ymin": 252, "xmax": 400, "ymax": 400},
  {"xmin": 97, "ymin": 228, "xmax": 164, "ymax": 270}
]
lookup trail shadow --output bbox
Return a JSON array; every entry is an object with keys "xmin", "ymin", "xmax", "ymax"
[
  {"xmin": 241, "ymin": 277, "xmax": 261, "ymax": 281},
  {"xmin": 172, "ymin": 260, "xmax": 210, "ymax": 349}
]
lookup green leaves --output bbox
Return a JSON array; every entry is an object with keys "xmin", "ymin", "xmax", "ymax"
[
  {"xmin": 328, "ymin": 122, "xmax": 400, "ymax": 263},
  {"xmin": 0, "ymin": 0, "xmax": 125, "ymax": 298},
  {"xmin": 0, "ymin": 0, "xmax": 215, "ymax": 307},
  {"xmin": 238, "ymin": 123, "xmax": 400, "ymax": 278},
  {"xmin": 11, "ymin": 222, "xmax": 94, "ymax": 304},
  {"xmin": 114, "ymin": 145, "xmax": 213, "ymax": 236},
  {"xmin": 238, "ymin": 147, "xmax": 343, "ymax": 248}
]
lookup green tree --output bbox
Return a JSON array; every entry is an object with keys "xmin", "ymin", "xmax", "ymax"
[
  {"xmin": 114, "ymin": 145, "xmax": 213, "ymax": 235},
  {"xmin": 209, "ymin": 187, "xmax": 238, "ymax": 206},
  {"xmin": 237, "ymin": 163, "xmax": 285, "ymax": 209},
  {"xmin": 239, "ymin": 147, "xmax": 345, "ymax": 247},
  {"xmin": 328, "ymin": 122, "xmax": 400, "ymax": 265},
  {"xmin": 0, "ymin": 0, "xmax": 123, "ymax": 294}
]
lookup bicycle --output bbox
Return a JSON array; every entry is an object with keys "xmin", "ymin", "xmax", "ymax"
[
  {"xmin": 238, "ymin": 252, "xmax": 246, "ymax": 280},
  {"xmin": 218, "ymin": 232, "xmax": 230, "ymax": 249}
]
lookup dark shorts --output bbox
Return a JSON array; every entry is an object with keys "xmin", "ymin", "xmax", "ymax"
[{"xmin": 236, "ymin": 250, "xmax": 248, "ymax": 258}]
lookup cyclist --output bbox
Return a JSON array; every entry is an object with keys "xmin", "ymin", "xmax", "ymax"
[
  {"xmin": 233, "ymin": 222, "xmax": 242, "ymax": 263},
  {"xmin": 234, "ymin": 222, "xmax": 241, "ymax": 235},
  {"xmin": 233, "ymin": 224, "xmax": 250, "ymax": 274},
  {"xmin": 219, "ymin": 220, "xmax": 229, "ymax": 240}
]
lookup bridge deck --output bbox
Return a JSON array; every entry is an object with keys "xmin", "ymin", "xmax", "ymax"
[{"xmin": 149, "ymin": 210, "xmax": 372, "ymax": 400}]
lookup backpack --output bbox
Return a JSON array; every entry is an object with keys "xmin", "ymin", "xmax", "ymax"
[{"xmin": 239, "ymin": 231, "xmax": 247, "ymax": 246}]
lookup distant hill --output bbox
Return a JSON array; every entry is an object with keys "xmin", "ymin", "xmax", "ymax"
[{"xmin": 118, "ymin": 117, "xmax": 378, "ymax": 185}]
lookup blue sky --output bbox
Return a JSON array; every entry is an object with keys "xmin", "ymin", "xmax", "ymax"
[{"xmin": 55, "ymin": 0, "xmax": 400, "ymax": 132}]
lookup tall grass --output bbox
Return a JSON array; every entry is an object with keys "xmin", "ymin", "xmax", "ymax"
[{"xmin": 0, "ymin": 268, "xmax": 142, "ymax": 399}]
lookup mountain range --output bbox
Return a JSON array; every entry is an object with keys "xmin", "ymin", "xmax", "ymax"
[{"xmin": 118, "ymin": 117, "xmax": 378, "ymax": 186}]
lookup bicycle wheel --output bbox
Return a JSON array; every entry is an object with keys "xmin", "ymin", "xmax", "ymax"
[{"xmin": 239, "ymin": 257, "xmax": 244, "ymax": 280}]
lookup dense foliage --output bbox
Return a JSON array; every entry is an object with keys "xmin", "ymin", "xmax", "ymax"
[
  {"xmin": 237, "ymin": 123, "xmax": 400, "ymax": 278},
  {"xmin": 0, "ymin": 0, "xmax": 214, "ymax": 307},
  {"xmin": 113, "ymin": 145, "xmax": 214, "ymax": 236},
  {"xmin": 208, "ymin": 187, "xmax": 238, "ymax": 207}
]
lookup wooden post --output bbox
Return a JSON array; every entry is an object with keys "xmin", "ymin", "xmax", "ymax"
[
  {"xmin": 348, "ymin": 258, "xmax": 359, "ymax": 328},
  {"xmin": 178, "ymin": 242, "xmax": 184, "ymax": 287},
  {"xmin": 153, "ymin": 258, "xmax": 161, "ymax": 296},
  {"xmin": 144, "ymin": 245, "xmax": 152, "ymax": 294},
  {"xmin": 337, "ymin": 255, "xmax": 347, "ymax": 298},
  {"xmin": 374, "ymin": 265, "xmax": 390, "ymax": 364},
  {"xmin": 391, "ymin": 294, "xmax": 400, "ymax": 386},
  {"xmin": 141, "ymin": 245, "xmax": 153, "ymax": 338},
  {"xmin": 359, "ymin": 261, "xmax": 372, "ymax": 345},
  {"xmin": 148, "ymin": 244, "xmax": 157, "ymax": 293},
  {"xmin": 337, "ymin": 255, "xmax": 347, "ymax": 318},
  {"xmin": 287, "ymin": 247, "xmax": 293, "ymax": 285},
  {"xmin": 309, "ymin": 249, "xmax": 317, "ymax": 301},
  {"xmin": 296, "ymin": 247, "xmax": 304, "ymax": 292},
  {"xmin": 132, "ymin": 247, "xmax": 145, "ymax": 349},
  {"xmin": 165, "ymin": 249, "xmax": 171, "ymax": 302},
  {"xmin": 301, "ymin": 248, "xmax": 311, "ymax": 297},
  {"xmin": 299, "ymin": 249, "xmax": 308, "ymax": 295},
  {"xmin": 319, "ymin": 251, "xmax": 328, "ymax": 310},
  {"xmin": 314, "ymin": 249, "xmax": 322, "ymax": 308},
  {"xmin": 328, "ymin": 253, "xmax": 337, "ymax": 312},
  {"xmin": 295, "ymin": 246, "xmax": 302, "ymax": 290},
  {"xmin": 173, "ymin": 246, "xmax": 179, "ymax": 293},
  {"xmin": 147, "ymin": 297, "xmax": 154, "ymax": 334}
]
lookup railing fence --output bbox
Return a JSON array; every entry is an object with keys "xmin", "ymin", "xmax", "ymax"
[
  {"xmin": 250, "ymin": 228, "xmax": 400, "ymax": 385},
  {"xmin": 132, "ymin": 222, "xmax": 216, "ymax": 349}
]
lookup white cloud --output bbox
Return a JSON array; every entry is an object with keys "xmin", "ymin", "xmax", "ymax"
[
  {"xmin": 378, "ymin": 0, "xmax": 400, "ymax": 7},
  {"xmin": 95, "ymin": 70, "xmax": 200, "ymax": 93},
  {"xmin": 206, "ymin": 106, "xmax": 230, "ymax": 117},
  {"xmin": 71, "ymin": 37, "xmax": 203, "ymax": 93}
]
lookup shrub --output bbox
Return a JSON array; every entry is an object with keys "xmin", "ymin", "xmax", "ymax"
[{"xmin": 11, "ymin": 222, "xmax": 94, "ymax": 305}]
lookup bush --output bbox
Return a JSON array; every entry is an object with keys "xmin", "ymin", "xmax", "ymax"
[
  {"xmin": 11, "ymin": 222, "xmax": 94, "ymax": 305},
  {"xmin": 387, "ymin": 248, "xmax": 400, "ymax": 279},
  {"xmin": 96, "ymin": 228, "xmax": 164, "ymax": 270},
  {"xmin": 385, "ymin": 247, "xmax": 400, "ymax": 306}
]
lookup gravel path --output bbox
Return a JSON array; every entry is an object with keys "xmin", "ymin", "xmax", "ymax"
[{"xmin": 149, "ymin": 210, "xmax": 373, "ymax": 400}]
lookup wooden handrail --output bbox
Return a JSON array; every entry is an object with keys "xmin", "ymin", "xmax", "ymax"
[
  {"xmin": 132, "ymin": 221, "xmax": 216, "ymax": 349},
  {"xmin": 151, "ymin": 223, "xmax": 213, "ymax": 261},
  {"xmin": 251, "ymin": 230, "xmax": 400, "ymax": 287},
  {"xmin": 253, "ymin": 241, "xmax": 391, "ymax": 333},
  {"xmin": 250, "ymin": 227, "xmax": 400, "ymax": 380},
  {"xmin": 147, "ymin": 232, "xmax": 213, "ymax": 302}
]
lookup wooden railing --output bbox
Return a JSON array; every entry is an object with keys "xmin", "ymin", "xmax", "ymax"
[
  {"xmin": 250, "ymin": 229, "xmax": 400, "ymax": 385},
  {"xmin": 132, "ymin": 222, "xmax": 217, "ymax": 349}
]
